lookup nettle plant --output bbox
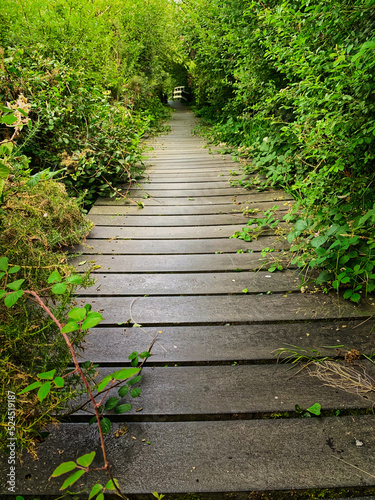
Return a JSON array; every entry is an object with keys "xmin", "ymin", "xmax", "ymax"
[{"xmin": 0, "ymin": 256, "xmax": 151, "ymax": 499}]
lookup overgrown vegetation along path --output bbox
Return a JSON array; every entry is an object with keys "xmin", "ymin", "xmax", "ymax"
[{"xmin": 10, "ymin": 103, "xmax": 375, "ymax": 498}]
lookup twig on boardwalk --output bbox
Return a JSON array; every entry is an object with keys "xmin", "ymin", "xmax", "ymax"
[{"xmin": 331, "ymin": 455, "xmax": 375, "ymax": 480}]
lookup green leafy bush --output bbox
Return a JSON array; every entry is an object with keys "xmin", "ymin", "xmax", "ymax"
[{"xmin": 181, "ymin": 0, "xmax": 375, "ymax": 299}]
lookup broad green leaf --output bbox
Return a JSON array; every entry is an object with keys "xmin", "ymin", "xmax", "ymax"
[
  {"xmin": 97, "ymin": 494, "xmax": 104, "ymax": 500},
  {"xmin": 18, "ymin": 381, "xmax": 42, "ymax": 394},
  {"xmin": 139, "ymin": 351, "xmax": 151, "ymax": 359},
  {"xmin": 112, "ymin": 367, "xmax": 140, "ymax": 381},
  {"xmin": 37, "ymin": 382, "xmax": 52, "ymax": 403},
  {"xmin": 105, "ymin": 478, "xmax": 119, "ymax": 491},
  {"xmin": 8, "ymin": 266, "xmax": 21, "ymax": 274},
  {"xmin": 60, "ymin": 469, "xmax": 86, "ymax": 490},
  {"xmin": 118, "ymin": 385, "xmax": 129, "ymax": 398},
  {"xmin": 350, "ymin": 293, "xmax": 361, "ymax": 303},
  {"xmin": 307, "ymin": 403, "xmax": 321, "ymax": 416},
  {"xmin": 0, "ymin": 161, "xmax": 10, "ymax": 179},
  {"xmin": 114, "ymin": 404, "xmax": 132, "ymax": 414},
  {"xmin": 0, "ymin": 290, "xmax": 6, "ymax": 299},
  {"xmin": 81, "ymin": 312, "xmax": 103, "ymax": 329},
  {"xmin": 66, "ymin": 275, "xmax": 83, "ymax": 284},
  {"xmin": 51, "ymin": 461, "xmax": 77, "ymax": 477},
  {"xmin": 0, "ymin": 272, "xmax": 5, "ymax": 280},
  {"xmin": 99, "ymin": 417, "xmax": 111, "ymax": 434},
  {"xmin": 294, "ymin": 219, "xmax": 308, "ymax": 232},
  {"xmin": 96, "ymin": 375, "xmax": 112, "ymax": 393},
  {"xmin": 311, "ymin": 236, "xmax": 328, "ymax": 248},
  {"xmin": 127, "ymin": 375, "xmax": 142, "ymax": 386},
  {"xmin": 68, "ymin": 308, "xmax": 87, "ymax": 322},
  {"xmin": 89, "ymin": 484, "xmax": 103, "ymax": 499},
  {"xmin": 4, "ymin": 290, "xmax": 23, "ymax": 307},
  {"xmin": 105, "ymin": 397, "xmax": 119, "ymax": 410},
  {"xmin": 0, "ymin": 256, "xmax": 9, "ymax": 271},
  {"xmin": 48, "ymin": 271, "xmax": 62, "ymax": 283},
  {"xmin": 76, "ymin": 451, "xmax": 96, "ymax": 467},
  {"xmin": 343, "ymin": 289, "xmax": 353, "ymax": 299},
  {"xmin": 37, "ymin": 369, "xmax": 56, "ymax": 380},
  {"xmin": 52, "ymin": 282, "xmax": 67, "ymax": 295},
  {"xmin": 54, "ymin": 377, "xmax": 65, "ymax": 388},
  {"xmin": 61, "ymin": 321, "xmax": 80, "ymax": 334},
  {"xmin": 7, "ymin": 279, "xmax": 25, "ymax": 291},
  {"xmin": 316, "ymin": 271, "xmax": 331, "ymax": 284},
  {"xmin": 1, "ymin": 114, "xmax": 17, "ymax": 125},
  {"xmin": 130, "ymin": 387, "xmax": 141, "ymax": 398}
]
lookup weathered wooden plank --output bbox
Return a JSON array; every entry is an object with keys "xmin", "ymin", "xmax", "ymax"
[
  {"xmin": 6, "ymin": 416, "xmax": 375, "ymax": 495},
  {"xmin": 127, "ymin": 188, "xmax": 247, "ymax": 197},
  {"xmin": 78, "ymin": 270, "xmax": 300, "ymax": 295},
  {"xmin": 75, "ymin": 294, "xmax": 375, "ymax": 324},
  {"xmin": 133, "ymin": 182, "xmax": 237, "ymax": 190},
  {"xmin": 89, "ymin": 201, "xmax": 289, "ymax": 216},
  {"xmin": 75, "ymin": 236, "xmax": 287, "ymax": 254},
  {"xmin": 80, "ymin": 320, "xmax": 375, "ymax": 363},
  {"xmin": 146, "ymin": 174, "xmax": 240, "ymax": 181},
  {"xmin": 88, "ymin": 213, "xmax": 250, "ymax": 227},
  {"xmin": 90, "ymin": 364, "xmax": 375, "ymax": 417},
  {"xmin": 86, "ymin": 224, "xmax": 248, "ymax": 239},
  {"xmin": 71, "ymin": 253, "xmax": 270, "ymax": 272},
  {"xmin": 94, "ymin": 191, "xmax": 291, "ymax": 206}
]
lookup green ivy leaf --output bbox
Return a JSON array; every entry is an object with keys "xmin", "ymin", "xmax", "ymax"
[
  {"xmin": 60, "ymin": 469, "xmax": 86, "ymax": 490},
  {"xmin": 68, "ymin": 308, "xmax": 87, "ymax": 322},
  {"xmin": 66, "ymin": 275, "xmax": 83, "ymax": 285},
  {"xmin": 54, "ymin": 377, "xmax": 65, "ymax": 388},
  {"xmin": 81, "ymin": 312, "xmax": 103, "ymax": 329},
  {"xmin": 48, "ymin": 271, "xmax": 62, "ymax": 283},
  {"xmin": 51, "ymin": 461, "xmax": 77, "ymax": 478},
  {"xmin": 4, "ymin": 290, "xmax": 23, "ymax": 307},
  {"xmin": 8, "ymin": 266, "xmax": 21, "ymax": 274},
  {"xmin": 18, "ymin": 381, "xmax": 42, "ymax": 395},
  {"xmin": 52, "ymin": 282, "xmax": 67, "ymax": 295},
  {"xmin": 61, "ymin": 321, "xmax": 80, "ymax": 334},
  {"xmin": 306, "ymin": 403, "xmax": 321, "ymax": 416},
  {"xmin": 350, "ymin": 293, "xmax": 361, "ymax": 303},
  {"xmin": 97, "ymin": 375, "xmax": 112, "ymax": 393},
  {"xmin": 105, "ymin": 478, "xmax": 119, "ymax": 491},
  {"xmin": 7, "ymin": 279, "xmax": 25, "ymax": 291},
  {"xmin": 112, "ymin": 367, "xmax": 140, "ymax": 381},
  {"xmin": 89, "ymin": 484, "xmax": 103, "ymax": 499},
  {"xmin": 76, "ymin": 451, "xmax": 96, "ymax": 468},
  {"xmin": 0, "ymin": 256, "xmax": 8, "ymax": 272},
  {"xmin": 38, "ymin": 369, "xmax": 56, "ymax": 380},
  {"xmin": 37, "ymin": 382, "xmax": 52, "ymax": 403}
]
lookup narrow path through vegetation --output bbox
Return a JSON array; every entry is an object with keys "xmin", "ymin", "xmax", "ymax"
[{"xmin": 4, "ymin": 103, "xmax": 375, "ymax": 498}]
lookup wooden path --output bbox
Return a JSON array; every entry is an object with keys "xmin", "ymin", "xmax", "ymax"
[{"xmin": 3, "ymin": 102, "xmax": 375, "ymax": 499}]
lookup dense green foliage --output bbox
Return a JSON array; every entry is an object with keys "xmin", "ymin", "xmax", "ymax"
[
  {"xmin": 0, "ymin": 0, "xmax": 186, "ymax": 452},
  {"xmin": 1, "ymin": 0, "xmax": 184, "ymax": 208},
  {"xmin": 180, "ymin": 0, "xmax": 375, "ymax": 300}
]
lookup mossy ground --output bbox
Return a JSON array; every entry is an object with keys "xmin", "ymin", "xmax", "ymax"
[{"xmin": 0, "ymin": 178, "xmax": 93, "ymax": 454}]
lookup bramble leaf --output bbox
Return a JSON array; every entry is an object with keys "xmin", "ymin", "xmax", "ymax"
[
  {"xmin": 51, "ymin": 461, "xmax": 77, "ymax": 477},
  {"xmin": 76, "ymin": 451, "xmax": 96, "ymax": 468},
  {"xmin": 60, "ymin": 469, "xmax": 86, "ymax": 490}
]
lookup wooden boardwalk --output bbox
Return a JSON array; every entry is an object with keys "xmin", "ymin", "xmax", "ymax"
[{"xmin": 3, "ymin": 102, "xmax": 375, "ymax": 499}]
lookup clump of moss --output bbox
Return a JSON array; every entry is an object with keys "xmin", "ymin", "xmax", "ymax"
[{"xmin": 0, "ymin": 177, "xmax": 94, "ymax": 453}]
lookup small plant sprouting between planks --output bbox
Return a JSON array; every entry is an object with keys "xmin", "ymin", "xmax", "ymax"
[
  {"xmin": 295, "ymin": 402, "xmax": 322, "ymax": 418},
  {"xmin": 1, "ymin": 257, "xmax": 152, "ymax": 498}
]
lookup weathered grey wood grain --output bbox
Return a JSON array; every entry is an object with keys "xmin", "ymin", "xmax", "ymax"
[
  {"xmin": 78, "ymin": 270, "xmax": 300, "ymax": 295},
  {"xmin": 5, "ymin": 417, "xmax": 375, "ymax": 495},
  {"xmin": 80, "ymin": 320, "xmax": 375, "ymax": 363},
  {"xmin": 89, "ymin": 201, "xmax": 290, "ymax": 216},
  {"xmin": 76, "ymin": 294, "xmax": 375, "ymax": 324},
  {"xmin": 86, "ymin": 224, "xmax": 248, "ymax": 239},
  {"xmin": 89, "ymin": 364, "xmax": 375, "ymax": 417},
  {"xmin": 71, "ymin": 253, "xmax": 270, "ymax": 272},
  {"xmin": 126, "ymin": 188, "xmax": 252, "ymax": 197},
  {"xmin": 88, "ymin": 213, "xmax": 250, "ymax": 227},
  {"xmin": 75, "ymin": 236, "xmax": 287, "ymax": 254},
  {"xmin": 94, "ymin": 191, "xmax": 291, "ymax": 206}
]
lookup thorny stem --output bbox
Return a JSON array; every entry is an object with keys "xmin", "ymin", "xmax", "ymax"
[{"xmin": 26, "ymin": 290, "xmax": 110, "ymax": 469}]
